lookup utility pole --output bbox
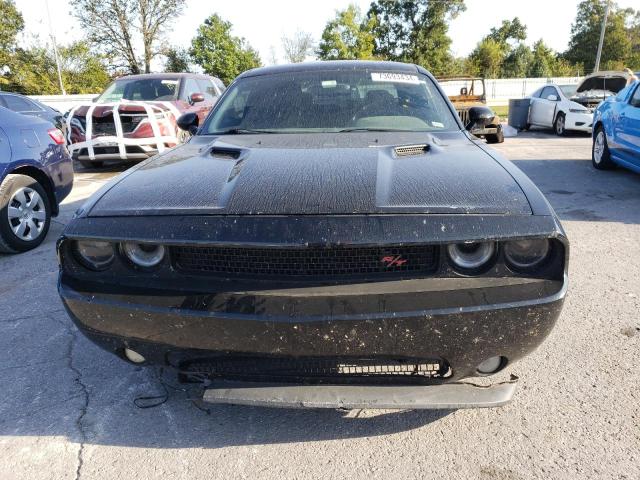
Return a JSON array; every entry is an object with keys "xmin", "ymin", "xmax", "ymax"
[
  {"xmin": 594, "ymin": 0, "xmax": 610, "ymax": 73},
  {"xmin": 45, "ymin": 0, "xmax": 66, "ymax": 95}
]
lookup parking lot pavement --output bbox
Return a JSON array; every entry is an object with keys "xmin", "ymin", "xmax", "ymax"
[{"xmin": 1, "ymin": 133, "xmax": 639, "ymax": 480}]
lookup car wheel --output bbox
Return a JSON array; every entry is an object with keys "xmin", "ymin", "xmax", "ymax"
[
  {"xmin": 485, "ymin": 125, "xmax": 504, "ymax": 144},
  {"xmin": 0, "ymin": 174, "xmax": 51, "ymax": 253},
  {"xmin": 554, "ymin": 113, "xmax": 566, "ymax": 136},
  {"xmin": 79, "ymin": 160, "xmax": 104, "ymax": 169},
  {"xmin": 592, "ymin": 127, "xmax": 615, "ymax": 170}
]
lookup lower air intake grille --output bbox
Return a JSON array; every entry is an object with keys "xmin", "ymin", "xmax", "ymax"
[
  {"xmin": 181, "ymin": 357, "xmax": 450, "ymax": 384},
  {"xmin": 171, "ymin": 244, "xmax": 438, "ymax": 278}
]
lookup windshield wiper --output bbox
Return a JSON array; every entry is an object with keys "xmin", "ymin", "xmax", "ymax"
[
  {"xmin": 215, "ymin": 128, "xmax": 279, "ymax": 135},
  {"xmin": 337, "ymin": 127, "xmax": 413, "ymax": 133}
]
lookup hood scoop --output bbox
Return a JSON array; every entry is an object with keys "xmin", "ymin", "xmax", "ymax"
[
  {"xmin": 211, "ymin": 147, "xmax": 242, "ymax": 160},
  {"xmin": 394, "ymin": 144, "xmax": 429, "ymax": 157}
]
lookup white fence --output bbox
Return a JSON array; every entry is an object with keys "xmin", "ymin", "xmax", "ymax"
[
  {"xmin": 29, "ymin": 76, "xmax": 584, "ymax": 112},
  {"xmin": 31, "ymin": 94, "xmax": 97, "ymax": 113}
]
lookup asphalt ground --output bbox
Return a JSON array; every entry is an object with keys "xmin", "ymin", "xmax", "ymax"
[{"xmin": 1, "ymin": 130, "xmax": 638, "ymax": 480}]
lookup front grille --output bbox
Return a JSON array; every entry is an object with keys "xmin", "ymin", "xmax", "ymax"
[
  {"xmin": 74, "ymin": 114, "xmax": 144, "ymax": 135},
  {"xmin": 171, "ymin": 244, "xmax": 438, "ymax": 278},
  {"xmin": 181, "ymin": 357, "xmax": 450, "ymax": 384},
  {"xmin": 456, "ymin": 108, "xmax": 470, "ymax": 126}
]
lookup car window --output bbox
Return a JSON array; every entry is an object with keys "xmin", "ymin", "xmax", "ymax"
[
  {"xmin": 214, "ymin": 78, "xmax": 226, "ymax": 93},
  {"xmin": 97, "ymin": 78, "xmax": 179, "ymax": 102},
  {"xmin": 630, "ymin": 83, "xmax": 640, "ymax": 108},
  {"xmin": 197, "ymin": 79, "xmax": 219, "ymax": 102},
  {"xmin": 541, "ymin": 86, "xmax": 558, "ymax": 100},
  {"xmin": 2, "ymin": 94, "xmax": 42, "ymax": 112},
  {"xmin": 181, "ymin": 78, "xmax": 201, "ymax": 101},
  {"xmin": 204, "ymin": 70, "xmax": 459, "ymax": 134}
]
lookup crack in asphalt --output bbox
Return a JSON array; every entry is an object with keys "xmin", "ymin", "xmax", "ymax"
[{"xmin": 51, "ymin": 314, "xmax": 90, "ymax": 480}]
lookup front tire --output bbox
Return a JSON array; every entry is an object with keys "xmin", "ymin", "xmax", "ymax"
[
  {"xmin": 592, "ymin": 127, "xmax": 615, "ymax": 170},
  {"xmin": 485, "ymin": 125, "xmax": 504, "ymax": 144},
  {"xmin": 0, "ymin": 174, "xmax": 51, "ymax": 254},
  {"xmin": 554, "ymin": 112, "xmax": 566, "ymax": 136}
]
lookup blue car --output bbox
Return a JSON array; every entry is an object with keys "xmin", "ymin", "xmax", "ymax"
[
  {"xmin": 0, "ymin": 106, "xmax": 73, "ymax": 253},
  {"xmin": 592, "ymin": 80, "xmax": 640, "ymax": 172}
]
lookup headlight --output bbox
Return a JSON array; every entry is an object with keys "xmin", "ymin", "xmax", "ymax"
[
  {"xmin": 569, "ymin": 108, "xmax": 588, "ymax": 114},
  {"xmin": 447, "ymin": 242, "xmax": 495, "ymax": 270},
  {"xmin": 74, "ymin": 240, "xmax": 115, "ymax": 271},
  {"xmin": 122, "ymin": 242, "xmax": 165, "ymax": 268},
  {"xmin": 504, "ymin": 239, "xmax": 550, "ymax": 269}
]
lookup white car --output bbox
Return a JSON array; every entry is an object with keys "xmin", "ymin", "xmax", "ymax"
[{"xmin": 528, "ymin": 84, "xmax": 592, "ymax": 135}]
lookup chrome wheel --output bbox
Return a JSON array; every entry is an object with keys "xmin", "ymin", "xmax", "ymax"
[
  {"xmin": 593, "ymin": 131, "xmax": 605, "ymax": 164},
  {"xmin": 7, "ymin": 187, "xmax": 46, "ymax": 241},
  {"xmin": 555, "ymin": 115, "xmax": 565, "ymax": 135}
]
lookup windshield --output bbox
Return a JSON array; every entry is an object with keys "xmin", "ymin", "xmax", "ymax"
[
  {"xmin": 97, "ymin": 78, "xmax": 179, "ymax": 103},
  {"xmin": 203, "ymin": 70, "xmax": 459, "ymax": 134},
  {"xmin": 559, "ymin": 85, "xmax": 577, "ymax": 97}
]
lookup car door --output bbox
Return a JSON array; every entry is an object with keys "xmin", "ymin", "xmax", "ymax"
[
  {"xmin": 617, "ymin": 83, "xmax": 640, "ymax": 166},
  {"xmin": 530, "ymin": 86, "xmax": 559, "ymax": 127},
  {"xmin": 180, "ymin": 77, "xmax": 209, "ymax": 124}
]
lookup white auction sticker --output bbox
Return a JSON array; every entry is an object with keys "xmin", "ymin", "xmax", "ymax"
[{"xmin": 371, "ymin": 72, "xmax": 420, "ymax": 84}]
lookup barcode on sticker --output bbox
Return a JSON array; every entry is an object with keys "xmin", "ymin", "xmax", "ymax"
[{"xmin": 371, "ymin": 72, "xmax": 420, "ymax": 84}]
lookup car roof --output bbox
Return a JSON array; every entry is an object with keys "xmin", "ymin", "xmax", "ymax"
[
  {"xmin": 237, "ymin": 61, "xmax": 421, "ymax": 79},
  {"xmin": 113, "ymin": 72, "xmax": 219, "ymax": 82}
]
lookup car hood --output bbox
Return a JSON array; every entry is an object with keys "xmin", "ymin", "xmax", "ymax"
[{"xmin": 86, "ymin": 132, "xmax": 532, "ymax": 217}]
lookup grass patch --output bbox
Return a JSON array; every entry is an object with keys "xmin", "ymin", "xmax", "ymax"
[{"xmin": 492, "ymin": 105, "xmax": 509, "ymax": 118}]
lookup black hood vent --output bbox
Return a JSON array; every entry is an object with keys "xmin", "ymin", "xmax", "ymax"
[
  {"xmin": 394, "ymin": 144, "xmax": 429, "ymax": 157},
  {"xmin": 211, "ymin": 147, "xmax": 241, "ymax": 160}
]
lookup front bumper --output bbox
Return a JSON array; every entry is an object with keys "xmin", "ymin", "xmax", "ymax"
[
  {"xmin": 59, "ymin": 276, "xmax": 566, "ymax": 383},
  {"xmin": 565, "ymin": 112, "xmax": 593, "ymax": 132}
]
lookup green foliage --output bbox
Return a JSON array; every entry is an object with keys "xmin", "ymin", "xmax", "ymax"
[
  {"xmin": 164, "ymin": 47, "xmax": 191, "ymax": 72},
  {"xmin": 367, "ymin": 0, "xmax": 465, "ymax": 75},
  {"xmin": 468, "ymin": 38, "xmax": 504, "ymax": 77},
  {"xmin": 190, "ymin": 14, "xmax": 262, "ymax": 85},
  {"xmin": 564, "ymin": 0, "xmax": 631, "ymax": 72},
  {"xmin": 487, "ymin": 18, "xmax": 527, "ymax": 46},
  {"xmin": 502, "ymin": 43, "xmax": 534, "ymax": 77},
  {"xmin": 4, "ymin": 41, "xmax": 111, "ymax": 95},
  {"xmin": 316, "ymin": 4, "xmax": 376, "ymax": 60},
  {"xmin": 0, "ymin": 0, "xmax": 23, "ymax": 74}
]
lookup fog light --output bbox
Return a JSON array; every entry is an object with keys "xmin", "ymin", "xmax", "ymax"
[
  {"xmin": 124, "ymin": 348, "xmax": 146, "ymax": 364},
  {"xmin": 477, "ymin": 356, "xmax": 505, "ymax": 374}
]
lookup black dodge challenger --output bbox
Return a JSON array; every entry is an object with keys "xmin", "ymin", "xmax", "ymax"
[{"xmin": 57, "ymin": 61, "xmax": 568, "ymax": 409}]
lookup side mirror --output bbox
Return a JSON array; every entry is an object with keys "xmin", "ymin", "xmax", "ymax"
[
  {"xmin": 546, "ymin": 94, "xmax": 558, "ymax": 101},
  {"xmin": 189, "ymin": 92, "xmax": 205, "ymax": 105},
  {"xmin": 177, "ymin": 112, "xmax": 199, "ymax": 135},
  {"xmin": 466, "ymin": 106, "xmax": 494, "ymax": 130}
]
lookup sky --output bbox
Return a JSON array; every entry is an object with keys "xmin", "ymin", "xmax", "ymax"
[{"xmin": 14, "ymin": 0, "xmax": 640, "ymax": 66}]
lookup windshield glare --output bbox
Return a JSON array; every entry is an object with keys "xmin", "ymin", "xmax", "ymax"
[
  {"xmin": 204, "ymin": 70, "xmax": 459, "ymax": 134},
  {"xmin": 97, "ymin": 78, "xmax": 179, "ymax": 103},
  {"xmin": 559, "ymin": 85, "xmax": 577, "ymax": 97}
]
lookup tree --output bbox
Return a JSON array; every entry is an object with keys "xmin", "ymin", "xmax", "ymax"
[
  {"xmin": 282, "ymin": 31, "xmax": 314, "ymax": 63},
  {"xmin": 164, "ymin": 47, "xmax": 190, "ymax": 72},
  {"xmin": 527, "ymin": 40, "xmax": 557, "ymax": 77},
  {"xmin": 6, "ymin": 41, "xmax": 110, "ymax": 95},
  {"xmin": 69, "ymin": 0, "xmax": 185, "ymax": 74},
  {"xmin": 502, "ymin": 44, "xmax": 534, "ymax": 78},
  {"xmin": 317, "ymin": 4, "xmax": 376, "ymax": 60},
  {"xmin": 190, "ymin": 14, "xmax": 261, "ymax": 85},
  {"xmin": 0, "ymin": 0, "xmax": 23, "ymax": 74},
  {"xmin": 367, "ymin": 0, "xmax": 466, "ymax": 74},
  {"xmin": 468, "ymin": 38, "xmax": 504, "ymax": 78},
  {"xmin": 564, "ymin": 0, "xmax": 631, "ymax": 72},
  {"xmin": 487, "ymin": 17, "xmax": 527, "ymax": 47}
]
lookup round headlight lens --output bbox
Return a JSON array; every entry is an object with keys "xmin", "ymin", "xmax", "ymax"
[
  {"xmin": 447, "ymin": 242, "xmax": 495, "ymax": 270},
  {"xmin": 504, "ymin": 238, "xmax": 550, "ymax": 269},
  {"xmin": 74, "ymin": 240, "xmax": 115, "ymax": 271},
  {"xmin": 122, "ymin": 242, "xmax": 165, "ymax": 268}
]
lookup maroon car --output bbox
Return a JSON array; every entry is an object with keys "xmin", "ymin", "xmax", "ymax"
[{"xmin": 67, "ymin": 73, "xmax": 225, "ymax": 167}]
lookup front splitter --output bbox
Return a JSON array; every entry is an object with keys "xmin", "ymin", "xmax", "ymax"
[{"xmin": 203, "ymin": 377, "xmax": 518, "ymax": 409}]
